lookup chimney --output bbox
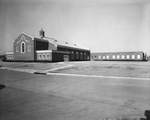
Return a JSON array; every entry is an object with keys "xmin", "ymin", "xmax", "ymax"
[{"xmin": 39, "ymin": 28, "xmax": 45, "ymax": 38}]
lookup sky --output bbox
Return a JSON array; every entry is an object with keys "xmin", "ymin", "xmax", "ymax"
[{"xmin": 0, "ymin": 0, "xmax": 150, "ymax": 55}]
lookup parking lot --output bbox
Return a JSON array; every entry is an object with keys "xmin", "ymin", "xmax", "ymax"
[{"xmin": 0, "ymin": 61, "xmax": 150, "ymax": 120}]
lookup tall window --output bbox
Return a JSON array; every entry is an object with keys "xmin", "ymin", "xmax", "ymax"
[
  {"xmin": 80, "ymin": 52, "xmax": 83, "ymax": 59},
  {"xmin": 71, "ymin": 51, "xmax": 74, "ymax": 59},
  {"xmin": 84, "ymin": 53, "xmax": 86, "ymax": 59},
  {"xmin": 76, "ymin": 52, "xmax": 79, "ymax": 59},
  {"xmin": 21, "ymin": 42, "xmax": 26, "ymax": 53}
]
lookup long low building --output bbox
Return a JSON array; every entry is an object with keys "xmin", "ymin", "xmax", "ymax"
[
  {"xmin": 91, "ymin": 51, "xmax": 147, "ymax": 61},
  {"xmin": 6, "ymin": 29, "xmax": 90, "ymax": 62}
]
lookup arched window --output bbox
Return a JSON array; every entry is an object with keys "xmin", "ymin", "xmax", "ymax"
[
  {"xmin": 46, "ymin": 54, "xmax": 50, "ymax": 59},
  {"xmin": 76, "ymin": 52, "xmax": 79, "ymax": 59},
  {"xmin": 71, "ymin": 51, "xmax": 74, "ymax": 59},
  {"xmin": 80, "ymin": 52, "xmax": 83, "ymax": 59},
  {"xmin": 38, "ymin": 54, "xmax": 42, "ymax": 59},
  {"xmin": 21, "ymin": 42, "xmax": 26, "ymax": 53}
]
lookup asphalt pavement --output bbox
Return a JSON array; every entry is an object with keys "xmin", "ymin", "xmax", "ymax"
[{"xmin": 0, "ymin": 69, "xmax": 150, "ymax": 120}]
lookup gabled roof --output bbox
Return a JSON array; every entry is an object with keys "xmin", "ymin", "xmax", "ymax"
[
  {"xmin": 43, "ymin": 37, "xmax": 90, "ymax": 51},
  {"xmin": 22, "ymin": 32, "xmax": 90, "ymax": 51}
]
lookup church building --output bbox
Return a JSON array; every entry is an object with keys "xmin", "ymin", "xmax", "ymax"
[{"xmin": 6, "ymin": 29, "xmax": 90, "ymax": 62}]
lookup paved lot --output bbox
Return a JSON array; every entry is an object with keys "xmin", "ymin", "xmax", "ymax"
[{"xmin": 0, "ymin": 61, "xmax": 150, "ymax": 120}]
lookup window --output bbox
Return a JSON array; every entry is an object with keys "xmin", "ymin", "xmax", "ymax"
[
  {"xmin": 80, "ymin": 52, "xmax": 83, "ymax": 59},
  {"xmin": 21, "ymin": 42, "xmax": 26, "ymax": 53},
  {"xmin": 113, "ymin": 55, "xmax": 115, "ymax": 59},
  {"xmin": 42, "ymin": 54, "xmax": 45, "ymax": 59},
  {"xmin": 7, "ymin": 55, "xmax": 10, "ymax": 60},
  {"xmin": 16, "ymin": 46, "xmax": 19, "ymax": 53},
  {"xmin": 127, "ymin": 55, "xmax": 130, "ymax": 59},
  {"xmin": 122, "ymin": 55, "xmax": 125, "ymax": 59},
  {"xmin": 107, "ymin": 55, "xmax": 109, "ymax": 59},
  {"xmin": 99, "ymin": 56, "xmax": 101, "ymax": 59},
  {"xmin": 103, "ymin": 56, "xmax": 105, "ymax": 59},
  {"xmin": 38, "ymin": 54, "xmax": 42, "ymax": 59},
  {"xmin": 137, "ymin": 55, "xmax": 140, "ymax": 59},
  {"xmin": 132, "ymin": 55, "xmax": 135, "ymax": 59},
  {"xmin": 84, "ymin": 53, "xmax": 86, "ymax": 59},
  {"xmin": 76, "ymin": 52, "xmax": 79, "ymax": 59},
  {"xmin": 12, "ymin": 55, "xmax": 14, "ymax": 59},
  {"xmin": 117, "ymin": 55, "xmax": 120, "ymax": 59},
  {"xmin": 46, "ymin": 54, "xmax": 50, "ymax": 59},
  {"xmin": 28, "ymin": 45, "xmax": 31, "ymax": 52},
  {"xmin": 71, "ymin": 51, "xmax": 74, "ymax": 59}
]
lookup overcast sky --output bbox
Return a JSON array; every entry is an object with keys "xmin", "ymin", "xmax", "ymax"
[{"xmin": 0, "ymin": 0, "xmax": 150, "ymax": 55}]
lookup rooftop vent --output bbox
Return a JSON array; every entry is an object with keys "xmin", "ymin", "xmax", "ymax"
[{"xmin": 66, "ymin": 42, "xmax": 68, "ymax": 44}]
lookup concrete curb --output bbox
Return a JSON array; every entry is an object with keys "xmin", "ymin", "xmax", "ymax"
[{"xmin": 34, "ymin": 71, "xmax": 47, "ymax": 75}]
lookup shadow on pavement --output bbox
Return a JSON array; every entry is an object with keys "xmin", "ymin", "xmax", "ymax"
[{"xmin": 0, "ymin": 84, "xmax": 5, "ymax": 90}]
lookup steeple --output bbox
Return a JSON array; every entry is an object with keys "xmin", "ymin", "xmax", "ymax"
[
  {"xmin": 39, "ymin": 28, "xmax": 45, "ymax": 38},
  {"xmin": 39, "ymin": 22, "xmax": 45, "ymax": 38}
]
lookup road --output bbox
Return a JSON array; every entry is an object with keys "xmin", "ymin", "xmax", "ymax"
[{"xmin": 0, "ymin": 69, "xmax": 150, "ymax": 120}]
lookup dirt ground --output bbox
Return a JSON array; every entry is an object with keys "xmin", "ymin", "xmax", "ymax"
[
  {"xmin": 50, "ymin": 61, "xmax": 150, "ymax": 78},
  {"xmin": 1, "ymin": 61, "xmax": 150, "ymax": 78}
]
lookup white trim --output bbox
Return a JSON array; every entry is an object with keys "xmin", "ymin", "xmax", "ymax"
[
  {"xmin": 6, "ymin": 51, "xmax": 14, "ymax": 54},
  {"xmin": 21, "ymin": 32, "xmax": 34, "ymax": 40},
  {"xmin": 17, "ymin": 36, "xmax": 29, "ymax": 44},
  {"xmin": 36, "ymin": 50, "xmax": 52, "ymax": 53}
]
